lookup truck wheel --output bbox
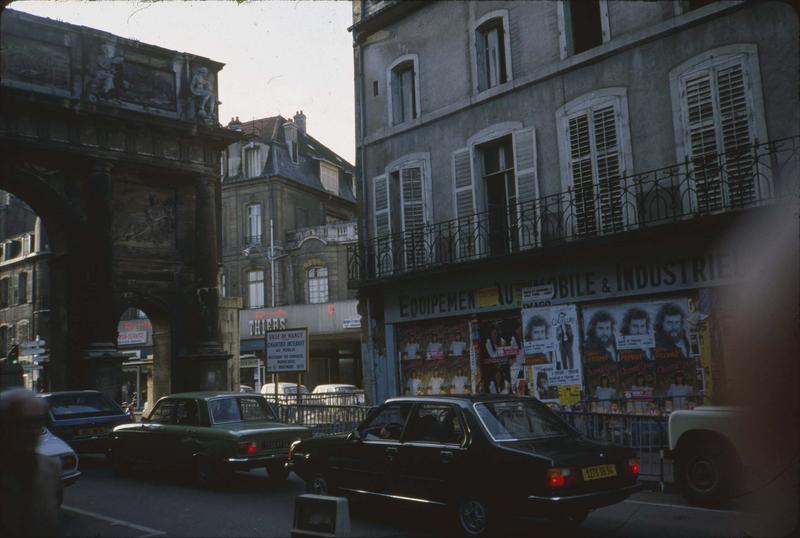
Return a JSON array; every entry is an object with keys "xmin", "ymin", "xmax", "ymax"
[{"xmin": 676, "ymin": 438, "xmax": 734, "ymax": 507}]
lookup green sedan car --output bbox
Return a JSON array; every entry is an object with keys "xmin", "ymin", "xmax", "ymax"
[{"xmin": 110, "ymin": 392, "xmax": 311, "ymax": 485}]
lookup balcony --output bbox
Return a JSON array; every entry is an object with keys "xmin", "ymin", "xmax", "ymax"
[
  {"xmin": 243, "ymin": 234, "xmax": 263, "ymax": 247},
  {"xmin": 348, "ymin": 136, "xmax": 799, "ymax": 287},
  {"xmin": 286, "ymin": 221, "xmax": 358, "ymax": 250}
]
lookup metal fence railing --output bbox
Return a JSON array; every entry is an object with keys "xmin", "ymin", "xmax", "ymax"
[
  {"xmin": 264, "ymin": 391, "xmax": 367, "ymax": 407},
  {"xmin": 276, "ymin": 403, "xmax": 374, "ymax": 438}
]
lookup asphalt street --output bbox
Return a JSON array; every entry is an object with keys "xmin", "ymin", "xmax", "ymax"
[{"xmin": 59, "ymin": 455, "xmax": 756, "ymax": 537}]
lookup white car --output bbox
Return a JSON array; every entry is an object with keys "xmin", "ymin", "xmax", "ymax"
[
  {"xmin": 311, "ymin": 384, "xmax": 366, "ymax": 405},
  {"xmin": 37, "ymin": 427, "xmax": 81, "ymax": 504},
  {"xmin": 260, "ymin": 382, "xmax": 309, "ymax": 401}
]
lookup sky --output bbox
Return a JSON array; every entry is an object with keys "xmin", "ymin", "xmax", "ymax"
[{"xmin": 9, "ymin": 0, "xmax": 357, "ymax": 163}]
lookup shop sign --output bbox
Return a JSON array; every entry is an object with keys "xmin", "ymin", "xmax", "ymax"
[
  {"xmin": 396, "ymin": 282, "xmax": 518, "ymax": 321},
  {"xmin": 342, "ymin": 318, "xmax": 361, "ymax": 329},
  {"xmin": 265, "ymin": 328, "xmax": 308, "ymax": 373},
  {"xmin": 249, "ymin": 317, "xmax": 287, "ymax": 336},
  {"xmin": 522, "ymin": 284, "xmax": 555, "ymax": 307},
  {"xmin": 118, "ymin": 331, "xmax": 147, "ymax": 345},
  {"xmin": 240, "ymin": 358, "xmax": 261, "ymax": 369}
]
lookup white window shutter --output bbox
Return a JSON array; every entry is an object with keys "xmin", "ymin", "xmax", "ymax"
[
  {"xmin": 452, "ymin": 148, "xmax": 476, "ymax": 259},
  {"xmin": 400, "ymin": 167, "xmax": 426, "ymax": 268},
  {"xmin": 567, "ymin": 112, "xmax": 597, "ymax": 237},
  {"xmin": 716, "ymin": 62, "xmax": 755, "ymax": 205},
  {"xmin": 591, "ymin": 105, "xmax": 624, "ymax": 233},
  {"xmin": 513, "ymin": 127, "xmax": 539, "ymax": 248},
  {"xmin": 372, "ymin": 174, "xmax": 393, "ymax": 275}
]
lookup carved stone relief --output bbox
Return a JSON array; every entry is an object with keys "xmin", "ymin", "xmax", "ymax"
[
  {"xmin": 189, "ymin": 66, "xmax": 218, "ymax": 124},
  {"xmin": 86, "ymin": 41, "xmax": 125, "ymax": 102},
  {"xmin": 1, "ymin": 35, "xmax": 71, "ymax": 92},
  {"xmin": 113, "ymin": 184, "xmax": 177, "ymax": 250},
  {"xmin": 121, "ymin": 61, "xmax": 176, "ymax": 111}
]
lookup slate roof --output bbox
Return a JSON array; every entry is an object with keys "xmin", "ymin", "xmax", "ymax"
[{"xmin": 232, "ymin": 116, "xmax": 356, "ymax": 203}]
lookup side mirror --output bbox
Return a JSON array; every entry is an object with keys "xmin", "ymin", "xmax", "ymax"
[{"xmin": 349, "ymin": 428, "xmax": 361, "ymax": 442}]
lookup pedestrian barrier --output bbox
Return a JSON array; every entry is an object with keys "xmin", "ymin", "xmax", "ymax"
[{"xmin": 276, "ymin": 403, "xmax": 373, "ymax": 437}]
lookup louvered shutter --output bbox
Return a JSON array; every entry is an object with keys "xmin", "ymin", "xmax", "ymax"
[
  {"xmin": 592, "ymin": 105, "xmax": 624, "ymax": 233},
  {"xmin": 567, "ymin": 112, "xmax": 597, "ymax": 237},
  {"xmin": 373, "ymin": 174, "xmax": 393, "ymax": 275},
  {"xmin": 452, "ymin": 148, "xmax": 476, "ymax": 259},
  {"xmin": 401, "ymin": 166, "xmax": 425, "ymax": 269},
  {"xmin": 513, "ymin": 127, "xmax": 539, "ymax": 248},
  {"xmin": 716, "ymin": 62, "xmax": 755, "ymax": 206},
  {"xmin": 684, "ymin": 71, "xmax": 724, "ymax": 212},
  {"xmin": 486, "ymin": 28, "xmax": 500, "ymax": 88}
]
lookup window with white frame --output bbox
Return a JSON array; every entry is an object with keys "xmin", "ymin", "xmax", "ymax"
[
  {"xmin": 558, "ymin": 1, "xmax": 610, "ymax": 59},
  {"xmin": 389, "ymin": 58, "xmax": 419, "ymax": 125},
  {"xmin": 243, "ymin": 146, "xmax": 261, "ymax": 178},
  {"xmin": 245, "ymin": 203, "xmax": 262, "ymax": 245},
  {"xmin": 247, "ymin": 270, "xmax": 265, "ymax": 308},
  {"xmin": 320, "ymin": 162, "xmax": 340, "ymax": 195},
  {"xmin": 670, "ymin": 46, "xmax": 768, "ymax": 212},
  {"xmin": 557, "ymin": 88, "xmax": 633, "ymax": 237},
  {"xmin": 475, "ymin": 15, "xmax": 510, "ymax": 92},
  {"xmin": 306, "ymin": 266, "xmax": 329, "ymax": 304}
]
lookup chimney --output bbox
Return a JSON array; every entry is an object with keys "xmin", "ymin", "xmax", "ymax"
[
  {"xmin": 293, "ymin": 110, "xmax": 307, "ymax": 133},
  {"xmin": 228, "ymin": 116, "xmax": 243, "ymax": 131}
]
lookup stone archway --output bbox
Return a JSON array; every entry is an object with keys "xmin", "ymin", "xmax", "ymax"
[{"xmin": 1, "ymin": 10, "xmax": 241, "ymax": 400}]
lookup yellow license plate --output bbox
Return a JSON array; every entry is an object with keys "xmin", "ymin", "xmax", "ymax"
[
  {"xmin": 78, "ymin": 426, "xmax": 108, "ymax": 437},
  {"xmin": 581, "ymin": 464, "xmax": 617, "ymax": 481}
]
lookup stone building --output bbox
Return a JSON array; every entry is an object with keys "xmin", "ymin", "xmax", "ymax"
[
  {"xmin": 221, "ymin": 114, "xmax": 362, "ymax": 391},
  {"xmin": 349, "ymin": 1, "xmax": 799, "ymax": 406},
  {"xmin": 1, "ymin": 10, "xmax": 239, "ymax": 402},
  {"xmin": 0, "ymin": 192, "xmax": 50, "ymax": 389}
]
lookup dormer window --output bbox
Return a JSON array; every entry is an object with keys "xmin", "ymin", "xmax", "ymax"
[
  {"xmin": 283, "ymin": 121, "xmax": 299, "ymax": 164},
  {"xmin": 320, "ymin": 162, "xmax": 340, "ymax": 195},
  {"xmin": 243, "ymin": 146, "xmax": 261, "ymax": 178}
]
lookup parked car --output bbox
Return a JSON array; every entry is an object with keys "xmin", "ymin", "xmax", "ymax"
[
  {"xmin": 239, "ymin": 385, "xmax": 255, "ymax": 393},
  {"xmin": 311, "ymin": 384, "xmax": 366, "ymax": 406},
  {"xmin": 110, "ymin": 392, "xmax": 311, "ymax": 485},
  {"xmin": 288, "ymin": 395, "xmax": 642, "ymax": 536},
  {"xmin": 37, "ymin": 427, "xmax": 81, "ymax": 505},
  {"xmin": 38, "ymin": 390, "xmax": 132, "ymax": 454},
  {"xmin": 260, "ymin": 382, "xmax": 309, "ymax": 403}
]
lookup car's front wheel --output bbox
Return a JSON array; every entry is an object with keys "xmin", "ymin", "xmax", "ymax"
[
  {"xmin": 676, "ymin": 437, "xmax": 736, "ymax": 507},
  {"xmin": 266, "ymin": 461, "xmax": 289, "ymax": 483}
]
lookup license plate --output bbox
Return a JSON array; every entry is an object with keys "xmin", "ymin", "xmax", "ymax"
[
  {"xmin": 581, "ymin": 464, "xmax": 617, "ymax": 481},
  {"xmin": 77, "ymin": 426, "xmax": 109, "ymax": 437}
]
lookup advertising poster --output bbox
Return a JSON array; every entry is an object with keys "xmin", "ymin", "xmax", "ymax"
[
  {"xmin": 475, "ymin": 312, "xmax": 526, "ymax": 395},
  {"xmin": 522, "ymin": 305, "xmax": 583, "ymax": 405},
  {"xmin": 397, "ymin": 317, "xmax": 471, "ymax": 396},
  {"xmin": 581, "ymin": 297, "xmax": 697, "ymax": 413}
]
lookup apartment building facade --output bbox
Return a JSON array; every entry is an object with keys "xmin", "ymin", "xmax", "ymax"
[
  {"xmin": 350, "ymin": 1, "xmax": 799, "ymax": 406},
  {"xmin": 221, "ymin": 114, "xmax": 363, "ymax": 390}
]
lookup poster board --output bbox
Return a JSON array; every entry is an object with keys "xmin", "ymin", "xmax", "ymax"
[{"xmin": 265, "ymin": 328, "xmax": 309, "ymax": 373}]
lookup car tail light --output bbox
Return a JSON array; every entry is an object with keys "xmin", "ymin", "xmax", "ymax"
[
  {"xmin": 547, "ymin": 467, "xmax": 577, "ymax": 488},
  {"xmin": 238, "ymin": 442, "xmax": 257, "ymax": 455},
  {"xmin": 628, "ymin": 458, "xmax": 640, "ymax": 476}
]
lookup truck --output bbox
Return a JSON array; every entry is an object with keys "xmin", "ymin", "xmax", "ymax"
[{"xmin": 666, "ymin": 406, "xmax": 745, "ymax": 507}]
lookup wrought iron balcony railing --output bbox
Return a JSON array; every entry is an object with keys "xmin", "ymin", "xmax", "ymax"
[{"xmin": 348, "ymin": 136, "xmax": 799, "ymax": 287}]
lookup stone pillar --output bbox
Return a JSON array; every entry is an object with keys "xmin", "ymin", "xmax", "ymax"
[
  {"xmin": 176, "ymin": 174, "xmax": 230, "ymax": 392},
  {"xmin": 81, "ymin": 160, "xmax": 124, "ymax": 401}
]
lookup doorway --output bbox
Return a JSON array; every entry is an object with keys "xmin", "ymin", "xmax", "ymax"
[{"xmin": 479, "ymin": 136, "xmax": 517, "ymax": 256}]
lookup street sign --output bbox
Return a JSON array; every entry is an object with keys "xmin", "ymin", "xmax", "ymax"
[
  {"xmin": 265, "ymin": 328, "xmax": 308, "ymax": 373},
  {"xmin": 20, "ymin": 348, "xmax": 46, "ymax": 356}
]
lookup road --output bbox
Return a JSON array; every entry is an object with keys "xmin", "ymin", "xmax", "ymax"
[{"xmin": 60, "ymin": 455, "xmax": 755, "ymax": 537}]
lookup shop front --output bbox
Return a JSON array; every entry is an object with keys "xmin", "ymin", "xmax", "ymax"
[
  {"xmin": 382, "ymin": 240, "xmax": 749, "ymax": 415},
  {"xmin": 239, "ymin": 301, "xmax": 362, "ymax": 392}
]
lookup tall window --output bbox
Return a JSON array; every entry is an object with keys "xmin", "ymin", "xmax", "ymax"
[
  {"xmin": 243, "ymin": 147, "xmax": 261, "ymax": 178},
  {"xmin": 391, "ymin": 61, "xmax": 417, "ymax": 125},
  {"xmin": 0, "ymin": 325, "xmax": 7, "ymax": 356},
  {"xmin": 557, "ymin": 89, "xmax": 633, "ymax": 237},
  {"xmin": 320, "ymin": 162, "xmax": 340, "ymax": 195},
  {"xmin": 671, "ymin": 47, "xmax": 767, "ymax": 211},
  {"xmin": 1, "ymin": 277, "xmax": 9, "ymax": 307},
  {"xmin": 558, "ymin": 1, "xmax": 609, "ymax": 59},
  {"xmin": 247, "ymin": 270, "xmax": 265, "ymax": 308},
  {"xmin": 480, "ymin": 136, "xmax": 517, "ymax": 255},
  {"xmin": 306, "ymin": 266, "xmax": 328, "ymax": 304},
  {"xmin": 476, "ymin": 17, "xmax": 508, "ymax": 92},
  {"xmin": 18, "ymin": 272, "xmax": 27, "ymax": 304},
  {"xmin": 246, "ymin": 204, "xmax": 262, "ymax": 245}
]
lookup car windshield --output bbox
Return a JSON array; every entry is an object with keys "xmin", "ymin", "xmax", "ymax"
[
  {"xmin": 209, "ymin": 397, "xmax": 277, "ymax": 424},
  {"xmin": 48, "ymin": 393, "xmax": 120, "ymax": 419},
  {"xmin": 474, "ymin": 400, "xmax": 573, "ymax": 441}
]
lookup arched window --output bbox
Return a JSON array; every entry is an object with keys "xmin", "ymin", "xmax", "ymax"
[{"xmin": 306, "ymin": 266, "xmax": 329, "ymax": 304}]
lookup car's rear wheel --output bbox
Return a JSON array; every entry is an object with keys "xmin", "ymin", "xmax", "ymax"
[
  {"xmin": 456, "ymin": 497, "xmax": 495, "ymax": 537},
  {"xmin": 306, "ymin": 473, "xmax": 332, "ymax": 495},
  {"xmin": 193, "ymin": 456, "xmax": 224, "ymax": 487},
  {"xmin": 567, "ymin": 509, "xmax": 590, "ymax": 525},
  {"xmin": 266, "ymin": 461, "xmax": 289, "ymax": 483}
]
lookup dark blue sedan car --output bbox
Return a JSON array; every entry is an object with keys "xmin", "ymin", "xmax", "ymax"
[{"xmin": 39, "ymin": 390, "xmax": 132, "ymax": 454}]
